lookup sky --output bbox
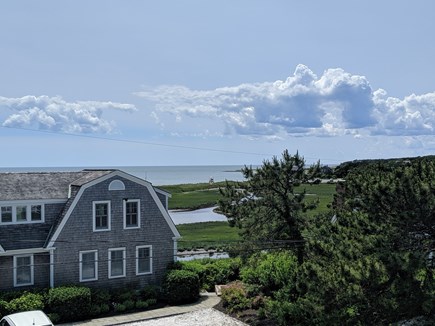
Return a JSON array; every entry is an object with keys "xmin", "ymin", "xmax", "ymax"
[{"xmin": 1, "ymin": 0, "xmax": 435, "ymax": 167}]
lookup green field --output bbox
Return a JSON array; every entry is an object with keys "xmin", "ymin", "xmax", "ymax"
[
  {"xmin": 168, "ymin": 182, "xmax": 337, "ymax": 250},
  {"xmin": 176, "ymin": 221, "xmax": 240, "ymax": 251},
  {"xmin": 163, "ymin": 182, "xmax": 336, "ymax": 212}
]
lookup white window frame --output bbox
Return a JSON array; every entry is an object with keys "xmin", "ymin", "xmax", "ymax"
[
  {"xmin": 13, "ymin": 254, "xmax": 34, "ymax": 287},
  {"xmin": 136, "ymin": 245, "xmax": 152, "ymax": 275},
  {"xmin": 93, "ymin": 201, "xmax": 111, "ymax": 232},
  {"xmin": 123, "ymin": 199, "xmax": 141, "ymax": 229},
  {"xmin": 79, "ymin": 250, "xmax": 98, "ymax": 282},
  {"xmin": 0, "ymin": 203, "xmax": 45, "ymax": 225},
  {"xmin": 108, "ymin": 247, "xmax": 126, "ymax": 279}
]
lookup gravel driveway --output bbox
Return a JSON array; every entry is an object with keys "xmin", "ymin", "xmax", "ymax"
[{"xmin": 119, "ymin": 308, "xmax": 247, "ymax": 326}]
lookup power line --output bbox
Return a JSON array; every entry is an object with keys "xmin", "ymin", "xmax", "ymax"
[
  {"xmin": 0, "ymin": 125, "xmax": 346, "ymax": 163},
  {"xmin": 0, "ymin": 125, "xmax": 271, "ymax": 157}
]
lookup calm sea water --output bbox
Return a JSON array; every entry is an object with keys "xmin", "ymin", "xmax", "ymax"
[{"xmin": 0, "ymin": 165, "xmax": 245, "ymax": 186}]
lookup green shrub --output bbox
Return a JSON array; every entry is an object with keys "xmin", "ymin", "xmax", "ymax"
[
  {"xmin": 47, "ymin": 313, "xmax": 60, "ymax": 324},
  {"xmin": 146, "ymin": 298, "xmax": 157, "ymax": 306},
  {"xmin": 91, "ymin": 288, "xmax": 111, "ymax": 305},
  {"xmin": 140, "ymin": 285, "xmax": 161, "ymax": 301},
  {"xmin": 176, "ymin": 258, "xmax": 241, "ymax": 291},
  {"xmin": 135, "ymin": 300, "xmax": 149, "ymax": 310},
  {"xmin": 221, "ymin": 282, "xmax": 251, "ymax": 313},
  {"xmin": 113, "ymin": 289, "xmax": 136, "ymax": 303},
  {"xmin": 123, "ymin": 299, "xmax": 135, "ymax": 311},
  {"xmin": 241, "ymin": 251, "xmax": 298, "ymax": 296},
  {"xmin": 6, "ymin": 292, "xmax": 44, "ymax": 314},
  {"xmin": 203, "ymin": 258, "xmax": 241, "ymax": 291},
  {"xmin": 47, "ymin": 286, "xmax": 91, "ymax": 322},
  {"xmin": 163, "ymin": 269, "xmax": 200, "ymax": 304},
  {"xmin": 0, "ymin": 300, "xmax": 9, "ymax": 318},
  {"xmin": 100, "ymin": 303, "xmax": 110, "ymax": 314},
  {"xmin": 113, "ymin": 303, "xmax": 126, "ymax": 313}
]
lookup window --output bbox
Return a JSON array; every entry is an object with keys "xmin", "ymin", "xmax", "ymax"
[
  {"xmin": 0, "ymin": 204, "xmax": 45, "ymax": 224},
  {"xmin": 31, "ymin": 205, "xmax": 42, "ymax": 221},
  {"xmin": 93, "ymin": 201, "xmax": 111, "ymax": 231},
  {"xmin": 136, "ymin": 245, "xmax": 152, "ymax": 275},
  {"xmin": 14, "ymin": 255, "xmax": 34, "ymax": 287},
  {"xmin": 1, "ymin": 206, "xmax": 12, "ymax": 223},
  {"xmin": 124, "ymin": 200, "xmax": 140, "ymax": 229},
  {"xmin": 109, "ymin": 179, "xmax": 125, "ymax": 191},
  {"xmin": 16, "ymin": 206, "xmax": 27, "ymax": 222},
  {"xmin": 79, "ymin": 250, "xmax": 98, "ymax": 282},
  {"xmin": 108, "ymin": 248, "xmax": 126, "ymax": 278}
]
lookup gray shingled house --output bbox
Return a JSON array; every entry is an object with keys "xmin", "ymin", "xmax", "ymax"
[{"xmin": 0, "ymin": 169, "xmax": 180, "ymax": 291}]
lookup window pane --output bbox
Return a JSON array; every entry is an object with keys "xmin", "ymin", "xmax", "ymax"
[
  {"xmin": 138, "ymin": 247, "xmax": 151, "ymax": 273},
  {"xmin": 126, "ymin": 202, "xmax": 138, "ymax": 227},
  {"xmin": 16, "ymin": 256, "xmax": 31, "ymax": 284},
  {"xmin": 16, "ymin": 206, "xmax": 27, "ymax": 221},
  {"xmin": 82, "ymin": 252, "xmax": 96, "ymax": 280},
  {"xmin": 31, "ymin": 205, "xmax": 42, "ymax": 221},
  {"xmin": 95, "ymin": 203, "xmax": 108, "ymax": 229},
  {"xmin": 110, "ymin": 250, "xmax": 124, "ymax": 277},
  {"xmin": 1, "ymin": 206, "xmax": 12, "ymax": 223}
]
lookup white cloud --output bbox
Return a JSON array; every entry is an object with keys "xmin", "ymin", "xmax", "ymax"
[
  {"xmin": 136, "ymin": 64, "xmax": 435, "ymax": 138},
  {"xmin": 0, "ymin": 95, "xmax": 137, "ymax": 134}
]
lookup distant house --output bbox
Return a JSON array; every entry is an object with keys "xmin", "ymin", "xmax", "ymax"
[{"xmin": 0, "ymin": 169, "xmax": 180, "ymax": 291}]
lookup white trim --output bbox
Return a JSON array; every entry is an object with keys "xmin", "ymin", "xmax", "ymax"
[
  {"xmin": 92, "ymin": 200, "xmax": 111, "ymax": 232},
  {"xmin": 13, "ymin": 254, "xmax": 34, "ymax": 287},
  {"xmin": 0, "ymin": 199, "xmax": 66, "ymax": 205},
  {"xmin": 136, "ymin": 245, "xmax": 152, "ymax": 275},
  {"xmin": 0, "ymin": 247, "xmax": 49, "ymax": 256},
  {"xmin": 79, "ymin": 250, "xmax": 98, "ymax": 282},
  {"xmin": 0, "ymin": 244, "xmax": 4, "ymax": 253},
  {"xmin": 47, "ymin": 170, "xmax": 181, "ymax": 248},
  {"xmin": 123, "ymin": 199, "xmax": 141, "ymax": 229},
  {"xmin": 108, "ymin": 247, "xmax": 126, "ymax": 279}
]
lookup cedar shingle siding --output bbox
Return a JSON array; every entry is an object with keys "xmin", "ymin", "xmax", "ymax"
[{"xmin": 0, "ymin": 170, "xmax": 179, "ymax": 291}]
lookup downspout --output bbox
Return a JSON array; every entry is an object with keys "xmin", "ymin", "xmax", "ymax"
[
  {"xmin": 172, "ymin": 237, "xmax": 178, "ymax": 262},
  {"xmin": 49, "ymin": 249, "xmax": 55, "ymax": 288}
]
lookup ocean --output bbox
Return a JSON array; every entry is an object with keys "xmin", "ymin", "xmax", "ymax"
[{"xmin": 0, "ymin": 165, "xmax": 246, "ymax": 186}]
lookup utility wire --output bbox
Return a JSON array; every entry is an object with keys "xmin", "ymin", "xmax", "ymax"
[{"xmin": 0, "ymin": 125, "xmax": 345, "ymax": 163}]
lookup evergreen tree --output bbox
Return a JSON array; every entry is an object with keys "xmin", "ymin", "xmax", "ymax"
[{"xmin": 218, "ymin": 150, "xmax": 320, "ymax": 262}]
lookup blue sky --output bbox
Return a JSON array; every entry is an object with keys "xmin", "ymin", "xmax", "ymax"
[{"xmin": 1, "ymin": 0, "xmax": 435, "ymax": 167}]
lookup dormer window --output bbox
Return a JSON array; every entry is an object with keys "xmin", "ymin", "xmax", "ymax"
[{"xmin": 0, "ymin": 204, "xmax": 45, "ymax": 225}]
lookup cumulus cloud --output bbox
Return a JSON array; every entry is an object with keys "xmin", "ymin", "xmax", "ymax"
[
  {"xmin": 136, "ymin": 64, "xmax": 435, "ymax": 138},
  {"xmin": 0, "ymin": 95, "xmax": 136, "ymax": 133}
]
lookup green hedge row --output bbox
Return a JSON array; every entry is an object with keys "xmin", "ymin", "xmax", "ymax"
[{"xmin": 0, "ymin": 285, "xmax": 161, "ymax": 323}]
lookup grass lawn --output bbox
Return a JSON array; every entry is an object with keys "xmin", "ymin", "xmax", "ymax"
[{"xmin": 177, "ymin": 221, "xmax": 240, "ymax": 251}]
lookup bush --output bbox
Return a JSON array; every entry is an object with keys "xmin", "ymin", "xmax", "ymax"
[
  {"xmin": 176, "ymin": 258, "xmax": 241, "ymax": 291},
  {"xmin": 140, "ymin": 285, "xmax": 161, "ymax": 301},
  {"xmin": 123, "ymin": 299, "xmax": 135, "ymax": 311},
  {"xmin": 221, "ymin": 282, "xmax": 251, "ymax": 313},
  {"xmin": 241, "ymin": 251, "xmax": 298, "ymax": 296},
  {"xmin": 163, "ymin": 269, "xmax": 200, "ymax": 304},
  {"xmin": 91, "ymin": 288, "xmax": 111, "ymax": 305},
  {"xmin": 47, "ymin": 286, "xmax": 91, "ymax": 322},
  {"xmin": 113, "ymin": 303, "xmax": 126, "ymax": 313},
  {"xmin": 5, "ymin": 292, "xmax": 44, "ymax": 314},
  {"xmin": 135, "ymin": 300, "xmax": 149, "ymax": 310}
]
